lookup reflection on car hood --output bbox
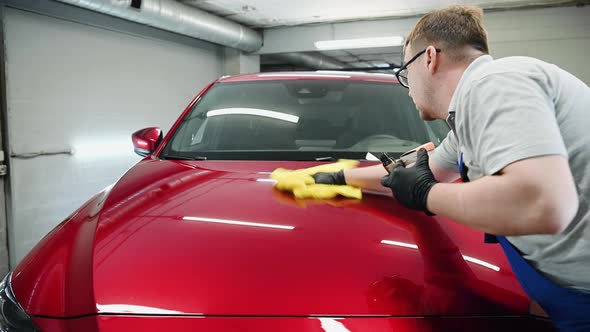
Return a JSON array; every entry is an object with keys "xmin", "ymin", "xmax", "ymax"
[{"xmin": 92, "ymin": 159, "xmax": 528, "ymax": 317}]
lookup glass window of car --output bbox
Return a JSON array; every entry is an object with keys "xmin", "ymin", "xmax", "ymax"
[{"xmin": 162, "ymin": 79, "xmax": 449, "ymax": 161}]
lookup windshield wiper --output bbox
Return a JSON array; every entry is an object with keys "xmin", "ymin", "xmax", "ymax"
[{"xmin": 161, "ymin": 154, "xmax": 207, "ymax": 161}]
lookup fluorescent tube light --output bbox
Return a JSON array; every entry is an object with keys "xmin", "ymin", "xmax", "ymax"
[
  {"xmin": 462, "ymin": 255, "xmax": 500, "ymax": 272},
  {"xmin": 183, "ymin": 216, "xmax": 294, "ymax": 230},
  {"xmin": 207, "ymin": 108, "xmax": 299, "ymax": 124},
  {"xmin": 380, "ymin": 240, "xmax": 418, "ymax": 249},
  {"xmin": 315, "ymin": 36, "xmax": 404, "ymax": 50},
  {"xmin": 97, "ymin": 304, "xmax": 184, "ymax": 314},
  {"xmin": 257, "ymin": 73, "xmax": 350, "ymax": 78},
  {"xmin": 381, "ymin": 239, "xmax": 500, "ymax": 271},
  {"xmin": 256, "ymin": 178, "xmax": 277, "ymax": 183},
  {"xmin": 373, "ymin": 62, "xmax": 392, "ymax": 68}
]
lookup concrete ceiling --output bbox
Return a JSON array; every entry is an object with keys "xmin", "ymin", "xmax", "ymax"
[
  {"xmin": 179, "ymin": 0, "xmax": 579, "ymax": 28},
  {"xmin": 178, "ymin": 0, "xmax": 585, "ymax": 70}
]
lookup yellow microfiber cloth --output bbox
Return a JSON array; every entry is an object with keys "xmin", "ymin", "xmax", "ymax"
[{"xmin": 271, "ymin": 160, "xmax": 362, "ymax": 200}]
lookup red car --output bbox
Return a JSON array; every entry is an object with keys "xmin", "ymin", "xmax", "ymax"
[{"xmin": 1, "ymin": 72, "xmax": 555, "ymax": 331}]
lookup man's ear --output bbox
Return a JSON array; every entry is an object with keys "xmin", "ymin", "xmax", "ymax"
[{"xmin": 425, "ymin": 45, "xmax": 439, "ymax": 74}]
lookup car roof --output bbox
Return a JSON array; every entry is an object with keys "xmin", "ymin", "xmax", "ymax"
[{"xmin": 218, "ymin": 70, "xmax": 399, "ymax": 83}]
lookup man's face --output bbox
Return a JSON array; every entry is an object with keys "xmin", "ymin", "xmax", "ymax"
[{"xmin": 402, "ymin": 45, "xmax": 436, "ymax": 121}]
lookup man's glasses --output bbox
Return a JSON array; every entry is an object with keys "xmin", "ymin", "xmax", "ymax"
[{"xmin": 395, "ymin": 48, "xmax": 441, "ymax": 88}]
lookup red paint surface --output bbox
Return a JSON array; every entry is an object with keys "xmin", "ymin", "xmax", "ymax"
[{"xmin": 14, "ymin": 159, "xmax": 529, "ymax": 320}]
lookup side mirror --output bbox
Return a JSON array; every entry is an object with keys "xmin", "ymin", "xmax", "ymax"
[{"xmin": 132, "ymin": 127, "xmax": 163, "ymax": 157}]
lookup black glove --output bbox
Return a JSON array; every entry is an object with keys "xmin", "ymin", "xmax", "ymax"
[
  {"xmin": 312, "ymin": 170, "xmax": 347, "ymax": 185},
  {"xmin": 380, "ymin": 149, "xmax": 437, "ymax": 215}
]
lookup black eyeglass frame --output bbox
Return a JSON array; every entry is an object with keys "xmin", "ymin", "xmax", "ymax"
[{"xmin": 395, "ymin": 48, "xmax": 441, "ymax": 88}]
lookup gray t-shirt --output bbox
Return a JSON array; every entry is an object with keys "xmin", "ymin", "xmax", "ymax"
[{"xmin": 432, "ymin": 55, "xmax": 590, "ymax": 293}]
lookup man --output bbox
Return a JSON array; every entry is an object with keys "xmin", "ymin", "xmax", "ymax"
[{"xmin": 314, "ymin": 5, "xmax": 589, "ymax": 331}]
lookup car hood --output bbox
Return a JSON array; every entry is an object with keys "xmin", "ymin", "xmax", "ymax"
[
  {"xmin": 89, "ymin": 159, "xmax": 529, "ymax": 317},
  {"xmin": 12, "ymin": 159, "xmax": 529, "ymax": 318}
]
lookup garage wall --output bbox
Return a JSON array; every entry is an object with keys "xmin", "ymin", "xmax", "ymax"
[
  {"xmin": 485, "ymin": 7, "xmax": 589, "ymax": 84},
  {"xmin": 4, "ymin": 7, "xmax": 223, "ymax": 265},
  {"xmin": 260, "ymin": 5, "xmax": 590, "ymax": 84}
]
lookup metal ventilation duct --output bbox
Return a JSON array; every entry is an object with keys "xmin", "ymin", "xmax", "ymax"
[{"xmin": 55, "ymin": 0, "xmax": 263, "ymax": 52}]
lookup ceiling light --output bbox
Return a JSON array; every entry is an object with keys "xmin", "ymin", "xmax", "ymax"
[
  {"xmin": 381, "ymin": 239, "xmax": 500, "ymax": 271},
  {"xmin": 97, "ymin": 304, "xmax": 184, "ymax": 314},
  {"xmin": 380, "ymin": 240, "xmax": 418, "ymax": 249},
  {"xmin": 183, "ymin": 216, "xmax": 295, "ymax": 230},
  {"xmin": 257, "ymin": 73, "xmax": 351, "ymax": 78},
  {"xmin": 207, "ymin": 108, "xmax": 299, "ymax": 123},
  {"xmin": 314, "ymin": 36, "xmax": 405, "ymax": 50},
  {"xmin": 373, "ymin": 62, "xmax": 393, "ymax": 68},
  {"xmin": 256, "ymin": 178, "xmax": 277, "ymax": 183},
  {"xmin": 462, "ymin": 255, "xmax": 500, "ymax": 272}
]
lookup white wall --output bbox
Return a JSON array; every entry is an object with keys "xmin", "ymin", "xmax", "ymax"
[
  {"xmin": 485, "ymin": 7, "xmax": 590, "ymax": 83},
  {"xmin": 4, "ymin": 7, "xmax": 224, "ymax": 265},
  {"xmin": 260, "ymin": 6, "xmax": 590, "ymax": 84},
  {"xmin": 224, "ymin": 47, "xmax": 261, "ymax": 75}
]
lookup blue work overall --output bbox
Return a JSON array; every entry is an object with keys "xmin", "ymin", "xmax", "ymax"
[
  {"xmin": 495, "ymin": 235, "xmax": 590, "ymax": 332},
  {"xmin": 457, "ymin": 149, "xmax": 590, "ymax": 331}
]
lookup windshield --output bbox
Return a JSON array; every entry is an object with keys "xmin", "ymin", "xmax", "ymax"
[{"xmin": 162, "ymin": 79, "xmax": 449, "ymax": 161}]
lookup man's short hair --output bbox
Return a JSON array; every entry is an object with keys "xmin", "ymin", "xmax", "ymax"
[{"xmin": 405, "ymin": 5, "xmax": 489, "ymax": 62}]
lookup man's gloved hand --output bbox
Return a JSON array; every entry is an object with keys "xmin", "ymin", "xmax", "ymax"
[
  {"xmin": 380, "ymin": 149, "xmax": 438, "ymax": 215},
  {"xmin": 312, "ymin": 170, "xmax": 347, "ymax": 185}
]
